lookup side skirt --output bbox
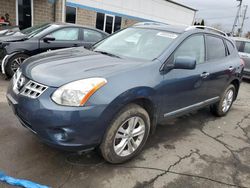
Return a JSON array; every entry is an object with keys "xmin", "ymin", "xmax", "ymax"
[{"xmin": 163, "ymin": 96, "xmax": 220, "ymax": 119}]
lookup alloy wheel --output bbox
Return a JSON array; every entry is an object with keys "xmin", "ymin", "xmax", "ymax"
[
  {"xmin": 222, "ymin": 89, "xmax": 234, "ymax": 113},
  {"xmin": 11, "ymin": 57, "xmax": 26, "ymax": 73},
  {"xmin": 113, "ymin": 116, "xmax": 146, "ymax": 157}
]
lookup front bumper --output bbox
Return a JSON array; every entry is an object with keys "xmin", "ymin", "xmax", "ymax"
[{"xmin": 6, "ymin": 79, "xmax": 109, "ymax": 151}]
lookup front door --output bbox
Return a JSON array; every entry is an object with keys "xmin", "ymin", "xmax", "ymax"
[
  {"xmin": 18, "ymin": 0, "xmax": 32, "ymax": 30},
  {"xmin": 104, "ymin": 14, "xmax": 115, "ymax": 34},
  {"xmin": 39, "ymin": 27, "xmax": 82, "ymax": 53},
  {"xmin": 160, "ymin": 34, "xmax": 209, "ymax": 118}
]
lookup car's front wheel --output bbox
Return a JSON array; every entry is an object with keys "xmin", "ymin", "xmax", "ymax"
[
  {"xmin": 5, "ymin": 53, "xmax": 29, "ymax": 78},
  {"xmin": 100, "ymin": 104, "xmax": 150, "ymax": 164},
  {"xmin": 210, "ymin": 84, "xmax": 236, "ymax": 117}
]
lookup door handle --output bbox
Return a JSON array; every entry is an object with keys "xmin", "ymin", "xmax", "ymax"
[
  {"xmin": 200, "ymin": 72, "xmax": 210, "ymax": 78},
  {"xmin": 228, "ymin": 66, "xmax": 234, "ymax": 71},
  {"xmin": 73, "ymin": 44, "xmax": 78, "ymax": 47}
]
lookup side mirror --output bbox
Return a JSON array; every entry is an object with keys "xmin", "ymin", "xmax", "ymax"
[
  {"xmin": 173, "ymin": 56, "xmax": 196, "ymax": 70},
  {"xmin": 43, "ymin": 35, "xmax": 55, "ymax": 43}
]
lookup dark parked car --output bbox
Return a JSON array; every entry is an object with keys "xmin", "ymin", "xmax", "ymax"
[
  {"xmin": 7, "ymin": 23, "xmax": 244, "ymax": 163},
  {"xmin": 0, "ymin": 23, "xmax": 108, "ymax": 78},
  {"xmin": 232, "ymin": 37, "xmax": 250, "ymax": 79},
  {"xmin": 0, "ymin": 26, "xmax": 20, "ymax": 36}
]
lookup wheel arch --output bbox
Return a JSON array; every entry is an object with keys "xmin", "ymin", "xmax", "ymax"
[
  {"xmin": 100, "ymin": 87, "xmax": 159, "ymax": 138},
  {"xmin": 2, "ymin": 51, "xmax": 29, "ymax": 75},
  {"xmin": 230, "ymin": 79, "xmax": 240, "ymax": 100}
]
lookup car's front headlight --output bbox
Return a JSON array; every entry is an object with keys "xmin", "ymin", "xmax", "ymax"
[{"xmin": 51, "ymin": 78, "xmax": 107, "ymax": 107}]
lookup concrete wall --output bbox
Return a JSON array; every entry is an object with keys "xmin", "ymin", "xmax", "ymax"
[
  {"xmin": 67, "ymin": 0, "xmax": 196, "ymax": 25},
  {"xmin": 76, "ymin": 8, "xmax": 96, "ymax": 27},
  {"xmin": 33, "ymin": 0, "xmax": 54, "ymax": 25},
  {"xmin": 1, "ymin": 0, "xmax": 195, "ymax": 31},
  {"xmin": 0, "ymin": 0, "xmax": 16, "ymax": 25},
  {"xmin": 121, "ymin": 18, "xmax": 138, "ymax": 28}
]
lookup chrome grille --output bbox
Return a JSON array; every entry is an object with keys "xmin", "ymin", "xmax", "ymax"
[{"xmin": 21, "ymin": 80, "xmax": 48, "ymax": 99}]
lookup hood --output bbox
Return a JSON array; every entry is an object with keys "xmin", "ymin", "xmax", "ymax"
[
  {"xmin": 21, "ymin": 47, "xmax": 144, "ymax": 87},
  {"xmin": 0, "ymin": 32, "xmax": 27, "ymax": 42}
]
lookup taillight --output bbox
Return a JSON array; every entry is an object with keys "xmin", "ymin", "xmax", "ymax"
[{"xmin": 240, "ymin": 59, "xmax": 245, "ymax": 67}]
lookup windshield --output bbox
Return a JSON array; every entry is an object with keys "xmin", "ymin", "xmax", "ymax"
[
  {"xmin": 93, "ymin": 28, "xmax": 178, "ymax": 61},
  {"xmin": 21, "ymin": 23, "xmax": 50, "ymax": 38}
]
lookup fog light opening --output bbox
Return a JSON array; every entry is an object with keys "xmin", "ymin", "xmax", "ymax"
[{"xmin": 53, "ymin": 129, "xmax": 69, "ymax": 142}]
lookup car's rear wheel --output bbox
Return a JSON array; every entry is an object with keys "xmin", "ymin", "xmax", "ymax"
[
  {"xmin": 5, "ymin": 54, "xmax": 29, "ymax": 78},
  {"xmin": 100, "ymin": 104, "xmax": 150, "ymax": 164},
  {"xmin": 210, "ymin": 84, "xmax": 236, "ymax": 117}
]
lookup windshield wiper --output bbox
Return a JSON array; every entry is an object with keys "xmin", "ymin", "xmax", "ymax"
[{"xmin": 94, "ymin": 50, "xmax": 121, "ymax": 58}]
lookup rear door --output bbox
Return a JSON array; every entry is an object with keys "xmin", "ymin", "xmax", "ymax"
[
  {"xmin": 82, "ymin": 28, "xmax": 106, "ymax": 49},
  {"xmin": 39, "ymin": 27, "xmax": 83, "ymax": 52},
  {"xmin": 202, "ymin": 35, "xmax": 237, "ymax": 99}
]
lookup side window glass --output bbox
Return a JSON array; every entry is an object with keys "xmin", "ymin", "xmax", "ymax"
[
  {"xmin": 244, "ymin": 42, "xmax": 250, "ymax": 54},
  {"xmin": 206, "ymin": 36, "xmax": 226, "ymax": 60},
  {"xmin": 84, "ymin": 29, "xmax": 104, "ymax": 43},
  {"xmin": 226, "ymin": 40, "xmax": 236, "ymax": 55},
  {"xmin": 174, "ymin": 35, "xmax": 205, "ymax": 64},
  {"xmin": 50, "ymin": 28, "xmax": 79, "ymax": 41}
]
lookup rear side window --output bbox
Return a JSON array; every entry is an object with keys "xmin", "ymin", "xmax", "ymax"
[
  {"xmin": 174, "ymin": 35, "xmax": 205, "ymax": 64},
  {"xmin": 226, "ymin": 40, "xmax": 236, "ymax": 55},
  {"xmin": 206, "ymin": 36, "xmax": 226, "ymax": 60},
  {"xmin": 84, "ymin": 29, "xmax": 104, "ymax": 43},
  {"xmin": 244, "ymin": 42, "xmax": 250, "ymax": 54}
]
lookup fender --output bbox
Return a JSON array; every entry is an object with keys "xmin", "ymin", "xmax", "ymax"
[
  {"xmin": 97, "ymin": 86, "xmax": 160, "ymax": 142},
  {"xmin": 1, "ymin": 51, "xmax": 26, "ymax": 74}
]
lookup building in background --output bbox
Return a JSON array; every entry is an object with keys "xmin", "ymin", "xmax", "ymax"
[{"xmin": 0, "ymin": 0, "xmax": 196, "ymax": 33}]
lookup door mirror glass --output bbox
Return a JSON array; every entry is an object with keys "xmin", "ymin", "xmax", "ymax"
[
  {"xmin": 174, "ymin": 56, "xmax": 196, "ymax": 70},
  {"xmin": 43, "ymin": 35, "xmax": 56, "ymax": 43}
]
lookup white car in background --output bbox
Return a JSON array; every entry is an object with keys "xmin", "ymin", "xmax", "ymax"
[{"xmin": 232, "ymin": 37, "xmax": 250, "ymax": 79}]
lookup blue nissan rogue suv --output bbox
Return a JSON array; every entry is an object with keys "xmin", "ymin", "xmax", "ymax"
[{"xmin": 7, "ymin": 23, "xmax": 244, "ymax": 163}]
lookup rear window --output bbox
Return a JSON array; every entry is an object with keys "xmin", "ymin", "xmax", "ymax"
[
  {"xmin": 206, "ymin": 35, "xmax": 226, "ymax": 60},
  {"xmin": 83, "ymin": 29, "xmax": 104, "ymax": 43}
]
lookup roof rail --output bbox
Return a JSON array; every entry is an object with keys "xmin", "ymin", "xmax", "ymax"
[
  {"xmin": 185, "ymin": 26, "xmax": 228, "ymax": 37},
  {"xmin": 133, "ymin": 22, "xmax": 169, "ymax": 27}
]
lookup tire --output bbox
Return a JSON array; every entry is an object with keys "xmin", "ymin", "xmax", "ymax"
[
  {"xmin": 210, "ymin": 84, "xmax": 236, "ymax": 117},
  {"xmin": 5, "ymin": 54, "xmax": 29, "ymax": 78},
  {"xmin": 100, "ymin": 104, "xmax": 150, "ymax": 164}
]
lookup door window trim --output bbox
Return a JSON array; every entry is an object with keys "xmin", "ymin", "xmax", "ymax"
[{"xmin": 16, "ymin": 0, "xmax": 34, "ymax": 27}]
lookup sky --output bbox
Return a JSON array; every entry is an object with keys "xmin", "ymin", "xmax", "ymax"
[{"xmin": 176, "ymin": 0, "xmax": 250, "ymax": 34}]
